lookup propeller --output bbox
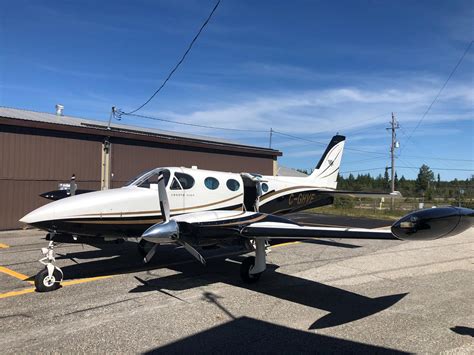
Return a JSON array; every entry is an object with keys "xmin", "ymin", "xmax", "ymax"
[{"xmin": 141, "ymin": 171, "xmax": 206, "ymax": 265}]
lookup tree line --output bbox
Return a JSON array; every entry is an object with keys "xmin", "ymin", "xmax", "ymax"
[{"xmin": 298, "ymin": 164, "xmax": 473, "ymax": 202}]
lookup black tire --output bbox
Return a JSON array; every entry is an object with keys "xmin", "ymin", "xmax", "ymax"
[
  {"xmin": 240, "ymin": 256, "xmax": 262, "ymax": 283},
  {"xmin": 34, "ymin": 268, "xmax": 62, "ymax": 292},
  {"xmin": 137, "ymin": 240, "xmax": 154, "ymax": 257}
]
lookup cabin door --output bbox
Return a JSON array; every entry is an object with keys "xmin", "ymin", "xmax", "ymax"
[{"xmin": 241, "ymin": 174, "xmax": 262, "ymax": 212}]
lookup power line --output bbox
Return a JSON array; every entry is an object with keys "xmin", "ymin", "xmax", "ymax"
[
  {"xmin": 341, "ymin": 166, "xmax": 473, "ymax": 175},
  {"xmin": 397, "ymin": 154, "xmax": 474, "ymax": 163},
  {"xmin": 272, "ymin": 130, "xmax": 389, "ymax": 156},
  {"xmin": 396, "ymin": 125, "xmax": 474, "ymax": 163},
  {"xmin": 398, "ymin": 166, "xmax": 473, "ymax": 172},
  {"xmin": 123, "ymin": 0, "xmax": 221, "ymax": 115},
  {"xmin": 116, "ymin": 112, "xmax": 473, "ymax": 163},
  {"xmin": 400, "ymin": 40, "xmax": 473, "ymax": 153},
  {"xmin": 340, "ymin": 167, "xmax": 387, "ymax": 174},
  {"xmin": 121, "ymin": 112, "xmax": 269, "ymax": 133},
  {"xmin": 342, "ymin": 156, "xmax": 387, "ymax": 165}
]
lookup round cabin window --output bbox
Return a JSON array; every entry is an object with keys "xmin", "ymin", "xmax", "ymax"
[
  {"xmin": 226, "ymin": 179, "xmax": 240, "ymax": 192},
  {"xmin": 204, "ymin": 177, "xmax": 219, "ymax": 190}
]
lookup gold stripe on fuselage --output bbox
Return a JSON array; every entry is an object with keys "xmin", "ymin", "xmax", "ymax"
[
  {"xmin": 67, "ymin": 219, "xmax": 163, "ymax": 224},
  {"xmin": 76, "ymin": 193, "xmax": 244, "ymax": 218}
]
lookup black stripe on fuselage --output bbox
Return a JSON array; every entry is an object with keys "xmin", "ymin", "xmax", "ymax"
[{"xmin": 259, "ymin": 190, "xmax": 334, "ymax": 215}]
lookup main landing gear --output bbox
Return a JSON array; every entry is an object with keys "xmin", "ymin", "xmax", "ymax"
[
  {"xmin": 240, "ymin": 239, "xmax": 268, "ymax": 283},
  {"xmin": 35, "ymin": 239, "xmax": 64, "ymax": 292}
]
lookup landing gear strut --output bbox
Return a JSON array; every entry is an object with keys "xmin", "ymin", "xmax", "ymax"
[
  {"xmin": 240, "ymin": 239, "xmax": 267, "ymax": 283},
  {"xmin": 35, "ymin": 240, "xmax": 64, "ymax": 292}
]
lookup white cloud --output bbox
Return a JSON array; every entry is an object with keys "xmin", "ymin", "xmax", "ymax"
[{"xmin": 145, "ymin": 80, "xmax": 473, "ymax": 138}]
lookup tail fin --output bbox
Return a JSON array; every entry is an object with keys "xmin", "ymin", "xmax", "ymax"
[{"xmin": 308, "ymin": 135, "xmax": 346, "ymax": 189}]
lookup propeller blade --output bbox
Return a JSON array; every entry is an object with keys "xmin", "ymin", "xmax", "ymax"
[
  {"xmin": 180, "ymin": 241, "xmax": 206, "ymax": 265},
  {"xmin": 157, "ymin": 171, "xmax": 170, "ymax": 222},
  {"xmin": 143, "ymin": 243, "xmax": 158, "ymax": 263}
]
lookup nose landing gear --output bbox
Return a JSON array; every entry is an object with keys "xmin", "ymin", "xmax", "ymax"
[{"xmin": 35, "ymin": 240, "xmax": 64, "ymax": 292}]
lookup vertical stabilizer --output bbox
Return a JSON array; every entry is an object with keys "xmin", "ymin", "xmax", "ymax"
[{"xmin": 308, "ymin": 135, "xmax": 346, "ymax": 189}]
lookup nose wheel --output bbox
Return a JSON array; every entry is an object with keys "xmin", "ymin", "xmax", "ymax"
[
  {"xmin": 35, "ymin": 267, "xmax": 62, "ymax": 292},
  {"xmin": 35, "ymin": 240, "xmax": 64, "ymax": 292}
]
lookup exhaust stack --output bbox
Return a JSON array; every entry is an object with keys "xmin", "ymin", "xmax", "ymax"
[{"xmin": 55, "ymin": 104, "xmax": 64, "ymax": 116}]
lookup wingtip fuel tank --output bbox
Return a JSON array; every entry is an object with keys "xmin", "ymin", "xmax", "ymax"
[{"xmin": 391, "ymin": 207, "xmax": 473, "ymax": 241}]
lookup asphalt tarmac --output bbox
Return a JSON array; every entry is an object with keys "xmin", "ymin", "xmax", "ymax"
[{"xmin": 0, "ymin": 213, "xmax": 472, "ymax": 353}]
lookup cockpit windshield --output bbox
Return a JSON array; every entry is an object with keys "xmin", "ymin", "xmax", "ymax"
[{"xmin": 124, "ymin": 169, "xmax": 170, "ymax": 188}]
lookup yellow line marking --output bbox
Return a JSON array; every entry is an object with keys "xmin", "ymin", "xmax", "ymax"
[
  {"xmin": 0, "ymin": 243, "xmax": 10, "ymax": 249},
  {"xmin": 0, "ymin": 275, "xmax": 114, "ymax": 299},
  {"xmin": 0, "ymin": 240, "xmax": 307, "ymax": 300},
  {"xmin": 0, "ymin": 287, "xmax": 36, "ymax": 299},
  {"xmin": 273, "ymin": 241, "xmax": 301, "ymax": 248},
  {"xmin": 60, "ymin": 275, "xmax": 113, "ymax": 286},
  {"xmin": 0, "ymin": 266, "xmax": 34, "ymax": 284}
]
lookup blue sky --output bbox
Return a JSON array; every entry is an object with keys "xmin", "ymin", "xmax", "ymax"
[{"xmin": 1, "ymin": 0, "xmax": 473, "ymax": 180}]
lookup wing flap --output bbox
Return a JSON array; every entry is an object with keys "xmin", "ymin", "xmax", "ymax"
[{"xmin": 242, "ymin": 222, "xmax": 396, "ymax": 240}]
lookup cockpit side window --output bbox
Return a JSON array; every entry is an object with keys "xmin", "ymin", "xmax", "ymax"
[
  {"xmin": 174, "ymin": 172, "xmax": 195, "ymax": 190},
  {"xmin": 170, "ymin": 177, "xmax": 182, "ymax": 190},
  {"xmin": 130, "ymin": 169, "xmax": 170, "ymax": 189}
]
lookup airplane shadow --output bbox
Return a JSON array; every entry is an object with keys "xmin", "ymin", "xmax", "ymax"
[
  {"xmin": 55, "ymin": 241, "xmax": 407, "ymax": 330},
  {"xmin": 145, "ymin": 316, "xmax": 407, "ymax": 354}
]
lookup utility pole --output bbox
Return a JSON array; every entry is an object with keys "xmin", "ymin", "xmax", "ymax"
[
  {"xmin": 386, "ymin": 112, "xmax": 400, "ymax": 208},
  {"xmin": 269, "ymin": 128, "xmax": 273, "ymax": 148},
  {"xmin": 107, "ymin": 106, "xmax": 116, "ymax": 130}
]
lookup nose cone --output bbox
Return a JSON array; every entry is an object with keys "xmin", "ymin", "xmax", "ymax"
[
  {"xmin": 20, "ymin": 203, "xmax": 56, "ymax": 225},
  {"xmin": 20, "ymin": 187, "xmax": 155, "ymax": 228}
]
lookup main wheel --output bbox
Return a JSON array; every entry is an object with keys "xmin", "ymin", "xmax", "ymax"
[
  {"xmin": 240, "ymin": 256, "xmax": 262, "ymax": 283},
  {"xmin": 137, "ymin": 240, "xmax": 155, "ymax": 257},
  {"xmin": 34, "ymin": 268, "xmax": 62, "ymax": 292}
]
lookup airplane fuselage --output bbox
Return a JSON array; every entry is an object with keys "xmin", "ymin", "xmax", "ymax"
[{"xmin": 21, "ymin": 166, "xmax": 337, "ymax": 239}]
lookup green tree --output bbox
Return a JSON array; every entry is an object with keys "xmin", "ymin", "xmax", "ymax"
[{"xmin": 415, "ymin": 164, "xmax": 434, "ymax": 195}]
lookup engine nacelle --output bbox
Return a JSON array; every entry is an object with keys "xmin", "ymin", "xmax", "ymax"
[{"xmin": 391, "ymin": 207, "xmax": 473, "ymax": 241}]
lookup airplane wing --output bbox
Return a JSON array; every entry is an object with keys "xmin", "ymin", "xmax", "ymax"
[
  {"xmin": 321, "ymin": 190, "xmax": 402, "ymax": 199},
  {"xmin": 141, "ymin": 168, "xmax": 473, "ymax": 267},
  {"xmin": 242, "ymin": 221, "xmax": 396, "ymax": 240}
]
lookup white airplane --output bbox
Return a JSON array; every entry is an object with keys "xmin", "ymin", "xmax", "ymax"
[{"xmin": 20, "ymin": 135, "xmax": 473, "ymax": 292}]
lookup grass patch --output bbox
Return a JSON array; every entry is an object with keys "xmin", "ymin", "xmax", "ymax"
[{"xmin": 308, "ymin": 206, "xmax": 406, "ymax": 221}]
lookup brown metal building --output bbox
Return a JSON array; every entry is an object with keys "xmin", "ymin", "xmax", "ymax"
[{"xmin": 0, "ymin": 107, "xmax": 281, "ymax": 230}]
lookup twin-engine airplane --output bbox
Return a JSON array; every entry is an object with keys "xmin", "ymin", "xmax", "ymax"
[{"xmin": 20, "ymin": 135, "xmax": 473, "ymax": 292}]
